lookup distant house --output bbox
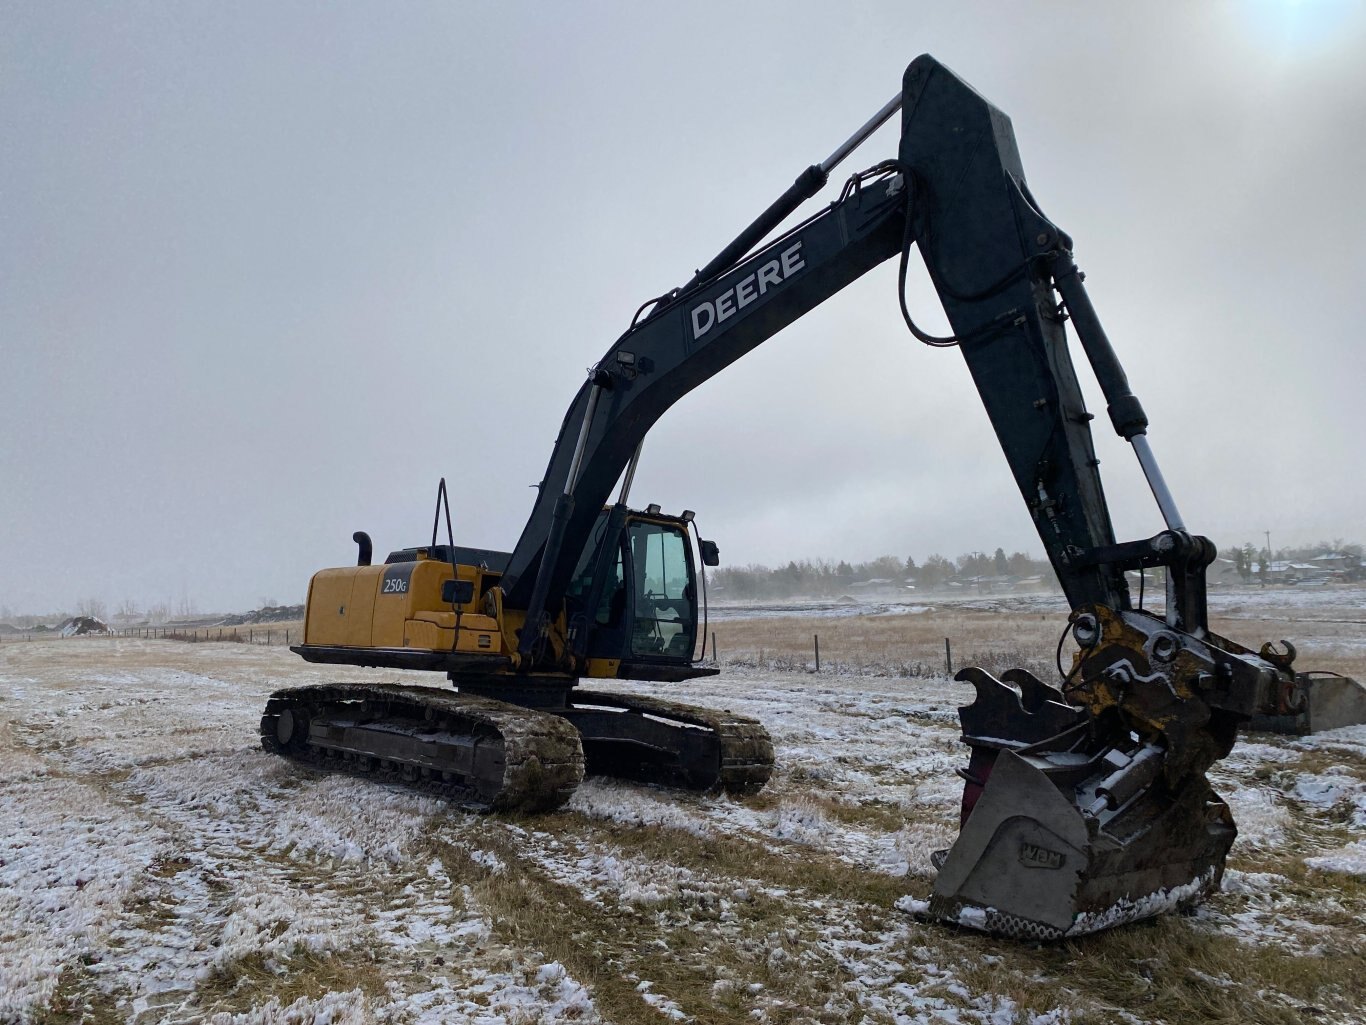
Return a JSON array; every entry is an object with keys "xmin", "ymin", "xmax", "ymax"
[
  {"xmin": 1310, "ymin": 553, "xmax": 1359, "ymax": 573},
  {"xmin": 1266, "ymin": 561, "xmax": 1330, "ymax": 584},
  {"xmin": 1132, "ymin": 551, "xmax": 1357, "ymax": 588},
  {"xmin": 847, "ymin": 578, "xmax": 912, "ymax": 597},
  {"xmin": 963, "ymin": 574, "xmax": 1015, "ymax": 593},
  {"xmin": 1209, "ymin": 558, "xmax": 1244, "ymax": 585}
]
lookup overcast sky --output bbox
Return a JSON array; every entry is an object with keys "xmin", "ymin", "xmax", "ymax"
[{"xmin": 3, "ymin": 2, "xmax": 1365, "ymax": 615}]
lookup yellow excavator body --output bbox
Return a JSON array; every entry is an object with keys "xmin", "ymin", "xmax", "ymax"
[{"xmin": 303, "ymin": 554, "xmax": 509, "ymax": 658}]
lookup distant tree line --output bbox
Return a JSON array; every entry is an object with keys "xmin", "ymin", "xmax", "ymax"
[
  {"xmin": 709, "ymin": 538, "xmax": 1364, "ymax": 600},
  {"xmin": 710, "ymin": 548, "xmax": 1058, "ymax": 600}
]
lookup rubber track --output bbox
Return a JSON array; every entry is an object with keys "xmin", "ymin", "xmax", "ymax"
[
  {"xmin": 260, "ymin": 683, "xmax": 585, "ymax": 813},
  {"xmin": 573, "ymin": 690, "xmax": 774, "ymax": 795}
]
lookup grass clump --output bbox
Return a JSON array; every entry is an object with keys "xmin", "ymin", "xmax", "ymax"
[{"xmin": 193, "ymin": 948, "xmax": 389, "ymax": 1017}]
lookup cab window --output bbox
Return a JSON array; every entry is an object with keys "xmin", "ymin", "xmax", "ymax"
[{"xmin": 627, "ymin": 521, "xmax": 695, "ymax": 657}]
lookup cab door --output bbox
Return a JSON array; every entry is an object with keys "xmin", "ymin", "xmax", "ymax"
[
  {"xmin": 567, "ymin": 512, "xmax": 700, "ymax": 667},
  {"xmin": 623, "ymin": 519, "xmax": 698, "ymax": 662}
]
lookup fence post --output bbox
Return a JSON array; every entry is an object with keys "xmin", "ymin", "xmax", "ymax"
[
  {"xmin": 814, "ymin": 633, "xmax": 820, "ymax": 672},
  {"xmin": 944, "ymin": 637, "xmax": 952, "ymax": 677},
  {"xmin": 286, "ymin": 629, "xmax": 290, "ymax": 645},
  {"xmin": 712, "ymin": 631, "xmax": 718, "ymax": 663}
]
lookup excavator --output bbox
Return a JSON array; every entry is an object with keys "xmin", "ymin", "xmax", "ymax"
[{"xmin": 261, "ymin": 55, "xmax": 1365, "ymax": 939}]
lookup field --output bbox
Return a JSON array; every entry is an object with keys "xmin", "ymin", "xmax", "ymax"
[{"xmin": 3, "ymin": 591, "xmax": 1365, "ymax": 1024}]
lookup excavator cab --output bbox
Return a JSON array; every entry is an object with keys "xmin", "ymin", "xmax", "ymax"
[{"xmin": 565, "ymin": 507, "xmax": 706, "ymax": 671}]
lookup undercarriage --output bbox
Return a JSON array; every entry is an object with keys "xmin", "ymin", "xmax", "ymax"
[{"xmin": 260, "ymin": 680, "xmax": 774, "ymax": 812}]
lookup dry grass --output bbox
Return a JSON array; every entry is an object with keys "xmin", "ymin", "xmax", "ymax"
[
  {"xmin": 1208, "ymin": 612, "xmax": 1366, "ymax": 681},
  {"xmin": 713, "ymin": 607, "xmax": 1063, "ymax": 678},
  {"xmin": 440, "ymin": 819, "xmax": 920, "ymax": 1024},
  {"xmin": 1023, "ymin": 916, "xmax": 1365, "ymax": 1025},
  {"xmin": 710, "ymin": 602, "xmax": 1364, "ymax": 683},
  {"xmin": 439, "ymin": 831, "xmax": 720, "ymax": 1023},
  {"xmin": 439, "ymin": 804, "xmax": 1366, "ymax": 1024},
  {"xmin": 193, "ymin": 949, "xmax": 391, "ymax": 1016},
  {"xmin": 29, "ymin": 969, "xmax": 123, "ymax": 1025}
]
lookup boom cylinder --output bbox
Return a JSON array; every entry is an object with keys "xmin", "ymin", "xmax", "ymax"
[
  {"xmin": 681, "ymin": 91, "xmax": 903, "ymax": 294},
  {"xmin": 681, "ymin": 167, "xmax": 828, "ymax": 292},
  {"xmin": 819, "ymin": 91, "xmax": 903, "ymax": 173}
]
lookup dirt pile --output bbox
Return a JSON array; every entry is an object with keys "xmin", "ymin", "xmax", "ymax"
[
  {"xmin": 57, "ymin": 616, "xmax": 111, "ymax": 637},
  {"xmin": 218, "ymin": 604, "xmax": 304, "ymax": 627}
]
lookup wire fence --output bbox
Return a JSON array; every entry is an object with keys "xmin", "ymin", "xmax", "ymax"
[
  {"xmin": 0, "ymin": 626, "xmax": 296, "ymax": 646},
  {"xmin": 0, "ymin": 626, "xmax": 1033, "ymax": 680}
]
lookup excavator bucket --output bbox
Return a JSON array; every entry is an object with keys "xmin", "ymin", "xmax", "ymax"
[
  {"xmin": 1300, "ymin": 674, "xmax": 1366, "ymax": 732},
  {"xmin": 924, "ymin": 666, "xmax": 1234, "ymax": 938},
  {"xmin": 1248, "ymin": 672, "xmax": 1366, "ymax": 734},
  {"xmin": 922, "ymin": 605, "xmax": 1296, "ymax": 939}
]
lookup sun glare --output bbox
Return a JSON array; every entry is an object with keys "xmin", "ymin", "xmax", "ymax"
[{"xmin": 1238, "ymin": 0, "xmax": 1364, "ymax": 57}]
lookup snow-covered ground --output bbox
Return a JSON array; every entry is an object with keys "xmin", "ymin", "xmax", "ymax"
[{"xmin": 3, "ymin": 634, "xmax": 1364, "ymax": 1023}]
